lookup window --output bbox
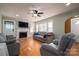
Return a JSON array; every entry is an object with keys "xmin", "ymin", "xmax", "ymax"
[
  {"xmin": 39, "ymin": 24, "xmax": 43, "ymax": 32},
  {"xmin": 37, "ymin": 23, "xmax": 47, "ymax": 32},
  {"xmin": 48, "ymin": 22, "xmax": 53, "ymax": 32},
  {"xmin": 43, "ymin": 23, "xmax": 47, "ymax": 32},
  {"xmin": 5, "ymin": 21, "xmax": 14, "ymax": 31},
  {"xmin": 36, "ymin": 21, "xmax": 53, "ymax": 32},
  {"xmin": 36, "ymin": 24, "xmax": 39, "ymax": 32}
]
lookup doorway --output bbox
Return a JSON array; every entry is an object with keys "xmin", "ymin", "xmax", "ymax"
[
  {"xmin": 71, "ymin": 18, "xmax": 79, "ymax": 35},
  {"xmin": 3, "ymin": 20, "xmax": 16, "ymax": 37}
]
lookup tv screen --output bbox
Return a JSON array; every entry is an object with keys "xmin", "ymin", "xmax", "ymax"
[{"xmin": 19, "ymin": 22, "xmax": 28, "ymax": 28}]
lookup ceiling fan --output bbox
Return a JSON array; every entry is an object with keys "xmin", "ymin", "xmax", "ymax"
[{"xmin": 31, "ymin": 10, "xmax": 44, "ymax": 17}]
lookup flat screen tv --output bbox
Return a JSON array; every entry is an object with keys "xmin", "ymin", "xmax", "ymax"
[{"xmin": 19, "ymin": 21, "xmax": 28, "ymax": 28}]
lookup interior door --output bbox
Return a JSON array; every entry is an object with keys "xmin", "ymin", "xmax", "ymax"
[
  {"xmin": 3, "ymin": 20, "xmax": 15, "ymax": 36},
  {"xmin": 65, "ymin": 19, "xmax": 71, "ymax": 33}
]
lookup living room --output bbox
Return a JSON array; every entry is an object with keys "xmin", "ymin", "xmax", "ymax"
[{"xmin": 0, "ymin": 3, "xmax": 79, "ymax": 56}]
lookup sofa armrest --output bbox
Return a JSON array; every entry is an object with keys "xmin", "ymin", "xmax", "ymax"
[
  {"xmin": 40, "ymin": 44, "xmax": 61, "ymax": 56},
  {"xmin": 7, "ymin": 43, "xmax": 20, "ymax": 56}
]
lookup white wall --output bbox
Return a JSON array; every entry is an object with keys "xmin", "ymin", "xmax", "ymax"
[
  {"xmin": 36, "ymin": 8, "xmax": 79, "ymax": 39},
  {"xmin": 28, "ymin": 21, "xmax": 35, "ymax": 37},
  {"xmin": 2, "ymin": 16, "xmax": 30, "ymax": 39},
  {"xmin": 16, "ymin": 20, "xmax": 29, "ymax": 38}
]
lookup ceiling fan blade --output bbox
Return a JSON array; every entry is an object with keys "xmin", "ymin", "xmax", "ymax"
[
  {"xmin": 33, "ymin": 10, "xmax": 38, "ymax": 14},
  {"xmin": 37, "ymin": 14, "xmax": 41, "ymax": 17},
  {"xmin": 38, "ymin": 12, "xmax": 44, "ymax": 14}
]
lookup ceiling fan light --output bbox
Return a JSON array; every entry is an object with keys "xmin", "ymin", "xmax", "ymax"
[
  {"xmin": 16, "ymin": 14, "xmax": 19, "ymax": 17},
  {"xmin": 34, "ymin": 14, "xmax": 37, "ymax": 16}
]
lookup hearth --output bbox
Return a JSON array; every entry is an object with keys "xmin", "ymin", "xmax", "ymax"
[{"xmin": 19, "ymin": 32, "xmax": 27, "ymax": 38}]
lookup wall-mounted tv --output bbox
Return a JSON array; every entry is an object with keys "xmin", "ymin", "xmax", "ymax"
[{"xmin": 18, "ymin": 21, "xmax": 28, "ymax": 28}]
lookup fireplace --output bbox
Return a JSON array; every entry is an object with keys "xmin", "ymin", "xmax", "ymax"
[{"xmin": 19, "ymin": 32, "xmax": 27, "ymax": 38}]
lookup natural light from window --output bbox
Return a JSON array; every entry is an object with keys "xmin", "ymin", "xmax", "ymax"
[
  {"xmin": 48, "ymin": 22, "xmax": 53, "ymax": 32},
  {"xmin": 36, "ymin": 21, "xmax": 53, "ymax": 32}
]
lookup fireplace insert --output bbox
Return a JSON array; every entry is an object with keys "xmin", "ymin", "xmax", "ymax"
[{"xmin": 19, "ymin": 32, "xmax": 27, "ymax": 38}]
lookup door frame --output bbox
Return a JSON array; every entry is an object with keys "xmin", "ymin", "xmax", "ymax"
[
  {"xmin": 2, "ymin": 19, "xmax": 16, "ymax": 36},
  {"xmin": 64, "ymin": 16, "xmax": 79, "ymax": 33}
]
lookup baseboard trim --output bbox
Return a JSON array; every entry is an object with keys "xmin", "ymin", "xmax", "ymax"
[{"xmin": 75, "ymin": 42, "xmax": 79, "ymax": 44}]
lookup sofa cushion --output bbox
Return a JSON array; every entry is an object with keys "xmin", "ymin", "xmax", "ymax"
[
  {"xmin": 35, "ymin": 35, "xmax": 44, "ymax": 38},
  {"xmin": 34, "ymin": 32, "xmax": 41, "ymax": 35},
  {"xmin": 44, "ymin": 34, "xmax": 47, "ymax": 38},
  {"xmin": 49, "ymin": 43, "xmax": 58, "ymax": 49},
  {"xmin": 0, "ymin": 33, "xmax": 6, "ymax": 42}
]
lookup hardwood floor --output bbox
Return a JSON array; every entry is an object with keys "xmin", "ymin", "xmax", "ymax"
[
  {"xmin": 69, "ymin": 43, "xmax": 79, "ymax": 56},
  {"xmin": 19, "ymin": 37, "xmax": 42, "ymax": 56},
  {"xmin": 18, "ymin": 37, "xmax": 79, "ymax": 56}
]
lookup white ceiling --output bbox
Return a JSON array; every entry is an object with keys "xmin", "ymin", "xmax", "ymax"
[{"xmin": 0, "ymin": 3, "xmax": 79, "ymax": 22}]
